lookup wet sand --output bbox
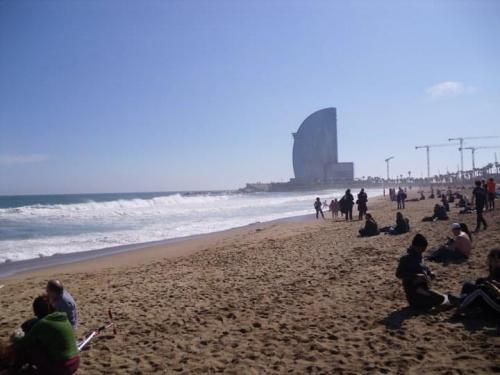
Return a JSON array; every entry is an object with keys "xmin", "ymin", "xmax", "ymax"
[{"xmin": 1, "ymin": 193, "xmax": 499, "ymax": 374}]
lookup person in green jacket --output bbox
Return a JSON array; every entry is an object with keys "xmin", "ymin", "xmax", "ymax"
[{"xmin": 12, "ymin": 295, "xmax": 80, "ymax": 375}]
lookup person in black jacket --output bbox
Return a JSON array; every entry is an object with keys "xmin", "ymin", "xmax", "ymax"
[
  {"xmin": 357, "ymin": 188, "xmax": 368, "ymax": 220},
  {"xmin": 358, "ymin": 213, "xmax": 379, "ymax": 237},
  {"xmin": 471, "ymin": 180, "xmax": 488, "ymax": 232},
  {"xmin": 396, "ymin": 188, "xmax": 406, "ymax": 209},
  {"xmin": 396, "ymin": 234, "xmax": 452, "ymax": 309},
  {"xmin": 343, "ymin": 189, "xmax": 354, "ymax": 221},
  {"xmin": 456, "ymin": 248, "xmax": 500, "ymax": 316},
  {"xmin": 380, "ymin": 212, "xmax": 410, "ymax": 235}
]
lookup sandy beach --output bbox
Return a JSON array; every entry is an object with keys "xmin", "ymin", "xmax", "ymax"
[{"xmin": 1, "ymin": 192, "xmax": 499, "ymax": 374}]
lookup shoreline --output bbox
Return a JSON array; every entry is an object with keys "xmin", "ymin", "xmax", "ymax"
[
  {"xmin": 1, "ymin": 192, "xmax": 498, "ymax": 373},
  {"xmin": 0, "ymin": 213, "xmax": 314, "ymax": 280}
]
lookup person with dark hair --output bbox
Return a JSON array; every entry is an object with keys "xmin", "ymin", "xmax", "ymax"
[
  {"xmin": 342, "ymin": 189, "xmax": 354, "ymax": 221},
  {"xmin": 20, "ymin": 295, "xmax": 52, "ymax": 334},
  {"xmin": 441, "ymin": 195, "xmax": 450, "ymax": 212},
  {"xmin": 422, "ymin": 204, "xmax": 448, "ymax": 222},
  {"xmin": 486, "ymin": 177, "xmax": 496, "ymax": 211},
  {"xmin": 396, "ymin": 234, "xmax": 453, "ymax": 309},
  {"xmin": 455, "ymin": 248, "xmax": 500, "ymax": 316},
  {"xmin": 46, "ymin": 280, "xmax": 78, "ymax": 330},
  {"xmin": 11, "ymin": 295, "xmax": 80, "ymax": 375},
  {"xmin": 396, "ymin": 188, "xmax": 406, "ymax": 209},
  {"xmin": 357, "ymin": 188, "xmax": 368, "ymax": 220},
  {"xmin": 426, "ymin": 223, "xmax": 472, "ymax": 264},
  {"xmin": 358, "ymin": 213, "xmax": 379, "ymax": 237},
  {"xmin": 314, "ymin": 197, "xmax": 324, "ymax": 219},
  {"xmin": 471, "ymin": 180, "xmax": 488, "ymax": 232},
  {"xmin": 459, "ymin": 223, "xmax": 473, "ymax": 243},
  {"xmin": 380, "ymin": 212, "xmax": 410, "ymax": 235},
  {"xmin": 329, "ymin": 199, "xmax": 339, "ymax": 220}
]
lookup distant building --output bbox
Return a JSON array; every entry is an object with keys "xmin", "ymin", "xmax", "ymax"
[{"xmin": 291, "ymin": 107, "xmax": 354, "ymax": 184}]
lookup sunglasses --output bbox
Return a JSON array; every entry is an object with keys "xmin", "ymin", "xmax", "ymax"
[{"xmin": 489, "ymin": 254, "xmax": 500, "ymax": 259}]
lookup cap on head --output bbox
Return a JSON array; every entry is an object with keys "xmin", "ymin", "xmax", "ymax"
[
  {"xmin": 47, "ymin": 279, "xmax": 64, "ymax": 295},
  {"xmin": 451, "ymin": 223, "xmax": 461, "ymax": 230},
  {"xmin": 412, "ymin": 233, "xmax": 428, "ymax": 248}
]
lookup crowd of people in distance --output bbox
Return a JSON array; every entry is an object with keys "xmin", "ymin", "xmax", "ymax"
[
  {"xmin": 314, "ymin": 178, "xmax": 499, "ymax": 319},
  {"xmin": 1, "ymin": 280, "xmax": 80, "ymax": 375}
]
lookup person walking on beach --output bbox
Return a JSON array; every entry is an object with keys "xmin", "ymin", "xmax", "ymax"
[
  {"xmin": 471, "ymin": 180, "xmax": 488, "ymax": 232},
  {"xmin": 396, "ymin": 234, "xmax": 455, "ymax": 309},
  {"xmin": 342, "ymin": 189, "xmax": 354, "ymax": 221},
  {"xmin": 329, "ymin": 199, "xmax": 339, "ymax": 220},
  {"xmin": 487, "ymin": 177, "xmax": 496, "ymax": 211},
  {"xmin": 314, "ymin": 197, "xmax": 324, "ymax": 219},
  {"xmin": 397, "ymin": 187, "xmax": 406, "ymax": 209},
  {"xmin": 357, "ymin": 188, "xmax": 368, "ymax": 220}
]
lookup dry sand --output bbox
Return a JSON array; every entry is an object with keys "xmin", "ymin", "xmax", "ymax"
[{"xmin": 1, "ymin": 192, "xmax": 499, "ymax": 374}]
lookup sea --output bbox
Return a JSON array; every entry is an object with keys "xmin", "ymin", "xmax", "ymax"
[{"xmin": 0, "ymin": 188, "xmax": 383, "ymax": 263}]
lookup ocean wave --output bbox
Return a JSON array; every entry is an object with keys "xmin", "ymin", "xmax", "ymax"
[{"xmin": 0, "ymin": 189, "xmax": 383, "ymax": 262}]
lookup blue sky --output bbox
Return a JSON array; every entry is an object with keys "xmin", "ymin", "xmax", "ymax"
[{"xmin": 1, "ymin": 0, "xmax": 499, "ymax": 195}]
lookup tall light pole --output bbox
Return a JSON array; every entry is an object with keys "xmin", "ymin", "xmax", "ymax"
[{"xmin": 385, "ymin": 156, "xmax": 394, "ymax": 181}]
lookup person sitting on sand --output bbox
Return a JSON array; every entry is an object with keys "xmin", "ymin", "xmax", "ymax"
[
  {"xmin": 426, "ymin": 223, "xmax": 472, "ymax": 264},
  {"xmin": 441, "ymin": 195, "xmax": 450, "ymax": 212},
  {"xmin": 329, "ymin": 199, "xmax": 339, "ymax": 219},
  {"xmin": 455, "ymin": 248, "xmax": 500, "ymax": 316},
  {"xmin": 396, "ymin": 234, "xmax": 454, "ymax": 309},
  {"xmin": 422, "ymin": 204, "xmax": 448, "ymax": 222},
  {"xmin": 11, "ymin": 295, "xmax": 80, "ymax": 375},
  {"xmin": 20, "ymin": 295, "xmax": 52, "ymax": 334},
  {"xmin": 46, "ymin": 280, "xmax": 78, "ymax": 330},
  {"xmin": 419, "ymin": 191, "xmax": 425, "ymax": 200},
  {"xmin": 358, "ymin": 213, "xmax": 379, "ymax": 237},
  {"xmin": 380, "ymin": 212, "xmax": 410, "ymax": 235}
]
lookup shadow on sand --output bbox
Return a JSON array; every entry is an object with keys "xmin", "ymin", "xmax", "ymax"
[{"xmin": 379, "ymin": 306, "xmax": 444, "ymax": 330}]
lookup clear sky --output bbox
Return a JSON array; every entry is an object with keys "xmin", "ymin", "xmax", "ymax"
[{"xmin": 1, "ymin": 0, "xmax": 499, "ymax": 195}]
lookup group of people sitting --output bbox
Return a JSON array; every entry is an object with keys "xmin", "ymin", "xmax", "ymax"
[
  {"xmin": 397, "ymin": 234, "xmax": 499, "ymax": 317},
  {"xmin": 358, "ymin": 211, "xmax": 410, "ymax": 237},
  {"xmin": 1, "ymin": 280, "xmax": 80, "ymax": 375}
]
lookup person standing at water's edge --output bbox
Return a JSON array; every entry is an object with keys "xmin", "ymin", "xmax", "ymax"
[
  {"xmin": 314, "ymin": 197, "xmax": 325, "ymax": 219},
  {"xmin": 357, "ymin": 188, "xmax": 368, "ymax": 220},
  {"xmin": 342, "ymin": 189, "xmax": 354, "ymax": 221},
  {"xmin": 471, "ymin": 180, "xmax": 488, "ymax": 232}
]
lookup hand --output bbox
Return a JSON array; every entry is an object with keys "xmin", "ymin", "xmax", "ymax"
[{"xmin": 414, "ymin": 274, "xmax": 428, "ymax": 285}]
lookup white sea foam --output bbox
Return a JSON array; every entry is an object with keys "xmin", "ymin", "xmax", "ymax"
[{"xmin": 0, "ymin": 189, "xmax": 382, "ymax": 262}]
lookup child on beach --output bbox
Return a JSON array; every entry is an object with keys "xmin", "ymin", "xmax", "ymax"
[{"xmin": 329, "ymin": 199, "xmax": 339, "ymax": 220}]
